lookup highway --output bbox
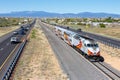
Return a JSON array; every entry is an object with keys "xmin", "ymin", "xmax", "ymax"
[
  {"xmin": 39, "ymin": 21, "xmax": 110, "ymax": 80},
  {"xmin": 0, "ymin": 29, "xmax": 19, "ymax": 43},
  {"xmin": 0, "ymin": 34, "xmax": 24, "ymax": 67},
  {"xmin": 0, "ymin": 20, "xmax": 35, "ymax": 79},
  {"xmin": 0, "ymin": 19, "xmax": 119, "ymax": 79},
  {"xmin": 0, "ymin": 37, "xmax": 18, "ymax": 66}
]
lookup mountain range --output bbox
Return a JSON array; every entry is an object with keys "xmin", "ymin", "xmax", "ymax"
[{"xmin": 0, "ymin": 11, "xmax": 120, "ymax": 18}]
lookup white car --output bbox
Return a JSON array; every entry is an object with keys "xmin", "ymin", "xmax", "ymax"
[{"xmin": 10, "ymin": 37, "xmax": 20, "ymax": 43}]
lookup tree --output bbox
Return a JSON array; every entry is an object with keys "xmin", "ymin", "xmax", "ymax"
[
  {"xmin": 104, "ymin": 17, "xmax": 113, "ymax": 22},
  {"xmin": 55, "ymin": 18, "xmax": 59, "ymax": 23},
  {"xmin": 99, "ymin": 23, "xmax": 106, "ymax": 28}
]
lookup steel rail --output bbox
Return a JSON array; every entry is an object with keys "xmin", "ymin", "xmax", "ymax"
[{"xmin": 93, "ymin": 62, "xmax": 120, "ymax": 80}]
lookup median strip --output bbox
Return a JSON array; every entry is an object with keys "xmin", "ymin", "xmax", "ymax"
[{"xmin": 12, "ymin": 20, "xmax": 68, "ymax": 80}]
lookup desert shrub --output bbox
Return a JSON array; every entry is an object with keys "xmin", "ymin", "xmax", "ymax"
[{"xmin": 99, "ymin": 23, "xmax": 106, "ymax": 28}]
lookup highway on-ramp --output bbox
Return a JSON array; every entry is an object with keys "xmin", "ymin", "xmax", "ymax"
[{"xmin": 39, "ymin": 21, "xmax": 110, "ymax": 80}]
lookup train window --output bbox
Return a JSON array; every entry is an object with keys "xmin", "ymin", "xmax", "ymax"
[
  {"xmin": 87, "ymin": 44, "xmax": 98, "ymax": 47},
  {"xmin": 94, "ymin": 44, "xmax": 98, "ymax": 47},
  {"xmin": 87, "ymin": 44, "xmax": 91, "ymax": 47}
]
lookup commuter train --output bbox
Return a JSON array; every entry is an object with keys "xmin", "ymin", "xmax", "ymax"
[{"xmin": 54, "ymin": 26, "xmax": 104, "ymax": 62}]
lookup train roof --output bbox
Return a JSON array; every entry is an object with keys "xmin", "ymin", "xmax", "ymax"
[
  {"xmin": 55, "ymin": 26, "xmax": 95, "ymax": 41},
  {"xmin": 81, "ymin": 35, "xmax": 94, "ymax": 41},
  {"xmin": 56, "ymin": 26, "xmax": 75, "ymax": 34},
  {"xmin": 74, "ymin": 33, "xmax": 94, "ymax": 40}
]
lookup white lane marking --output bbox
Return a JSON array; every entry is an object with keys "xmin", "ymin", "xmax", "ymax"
[{"xmin": 0, "ymin": 48, "xmax": 3, "ymax": 51}]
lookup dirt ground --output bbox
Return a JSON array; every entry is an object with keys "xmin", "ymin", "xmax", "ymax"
[
  {"xmin": 65, "ymin": 24, "xmax": 120, "ymax": 39},
  {"xmin": 84, "ymin": 27, "xmax": 120, "ymax": 39},
  {"xmin": 99, "ymin": 42, "xmax": 120, "ymax": 71},
  {"xmin": 0, "ymin": 26, "xmax": 19, "ymax": 37},
  {"xmin": 12, "ymin": 21, "xmax": 68, "ymax": 80}
]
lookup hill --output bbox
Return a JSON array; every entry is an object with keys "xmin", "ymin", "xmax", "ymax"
[{"xmin": 0, "ymin": 11, "xmax": 120, "ymax": 18}]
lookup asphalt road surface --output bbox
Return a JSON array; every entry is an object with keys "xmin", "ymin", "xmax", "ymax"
[
  {"xmin": 0, "ymin": 22, "xmax": 34, "ymax": 68},
  {"xmin": 0, "ymin": 37, "xmax": 17, "ymax": 66},
  {"xmin": 39, "ymin": 22, "xmax": 110, "ymax": 80},
  {"xmin": 0, "ymin": 29, "xmax": 18, "ymax": 43},
  {"xmin": 0, "ymin": 34, "xmax": 24, "ymax": 67},
  {"xmin": 0, "ymin": 20, "xmax": 35, "ymax": 79}
]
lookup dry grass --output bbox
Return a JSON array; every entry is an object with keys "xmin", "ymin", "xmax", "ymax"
[
  {"xmin": 63, "ymin": 24, "xmax": 120, "ymax": 39},
  {"xmin": 12, "ymin": 21, "xmax": 68, "ymax": 80},
  {"xmin": 84, "ymin": 27, "xmax": 120, "ymax": 39},
  {"xmin": 0, "ymin": 26, "xmax": 19, "ymax": 37}
]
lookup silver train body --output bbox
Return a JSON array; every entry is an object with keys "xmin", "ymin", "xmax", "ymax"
[{"xmin": 54, "ymin": 26, "xmax": 104, "ymax": 62}]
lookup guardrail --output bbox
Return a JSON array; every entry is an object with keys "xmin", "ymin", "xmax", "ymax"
[
  {"xmin": 80, "ymin": 32, "xmax": 120, "ymax": 49},
  {"xmin": 1, "ymin": 40, "xmax": 26, "ymax": 80},
  {"xmin": 96, "ymin": 39, "xmax": 120, "ymax": 49},
  {"xmin": 0, "ymin": 19, "xmax": 36, "ymax": 80}
]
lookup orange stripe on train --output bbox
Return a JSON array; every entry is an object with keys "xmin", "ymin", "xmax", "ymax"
[{"xmin": 76, "ymin": 41, "xmax": 82, "ymax": 49}]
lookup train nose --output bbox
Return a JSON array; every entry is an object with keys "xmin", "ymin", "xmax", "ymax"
[
  {"xmin": 93, "ymin": 51, "xmax": 100, "ymax": 55},
  {"xmin": 88, "ymin": 50, "xmax": 93, "ymax": 56},
  {"xmin": 88, "ymin": 49, "xmax": 99, "ymax": 56}
]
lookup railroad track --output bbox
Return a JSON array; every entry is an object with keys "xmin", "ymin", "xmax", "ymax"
[
  {"xmin": 72, "ymin": 43, "xmax": 120, "ymax": 80},
  {"xmin": 93, "ymin": 62, "xmax": 120, "ymax": 80},
  {"xmin": 42, "ymin": 22, "xmax": 120, "ymax": 80}
]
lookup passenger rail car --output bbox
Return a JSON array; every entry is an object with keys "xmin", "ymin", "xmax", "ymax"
[{"xmin": 54, "ymin": 26, "xmax": 104, "ymax": 62}]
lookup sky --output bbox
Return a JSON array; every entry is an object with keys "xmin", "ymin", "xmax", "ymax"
[{"xmin": 0, "ymin": 0, "xmax": 120, "ymax": 14}]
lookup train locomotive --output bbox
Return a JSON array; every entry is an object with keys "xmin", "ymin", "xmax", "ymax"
[{"xmin": 54, "ymin": 26, "xmax": 104, "ymax": 62}]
